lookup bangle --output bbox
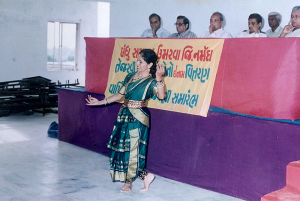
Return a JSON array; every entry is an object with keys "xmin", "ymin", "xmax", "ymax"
[
  {"xmin": 105, "ymin": 98, "xmax": 110, "ymax": 105},
  {"xmin": 156, "ymin": 81, "xmax": 164, "ymax": 88}
]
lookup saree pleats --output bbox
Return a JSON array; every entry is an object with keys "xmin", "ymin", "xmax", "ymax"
[{"xmin": 107, "ymin": 107, "xmax": 149, "ymax": 182}]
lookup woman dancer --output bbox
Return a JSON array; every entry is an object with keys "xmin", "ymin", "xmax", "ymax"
[{"xmin": 86, "ymin": 49, "xmax": 165, "ymax": 192}]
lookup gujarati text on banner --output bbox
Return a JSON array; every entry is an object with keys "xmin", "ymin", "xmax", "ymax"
[{"xmin": 105, "ymin": 38, "xmax": 224, "ymax": 117}]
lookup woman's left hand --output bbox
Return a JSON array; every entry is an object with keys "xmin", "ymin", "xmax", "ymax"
[{"xmin": 156, "ymin": 63, "xmax": 165, "ymax": 80}]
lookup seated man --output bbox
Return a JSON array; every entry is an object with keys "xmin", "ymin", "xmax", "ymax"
[
  {"xmin": 280, "ymin": 6, "xmax": 300, "ymax": 37},
  {"xmin": 266, "ymin": 12, "xmax": 283, "ymax": 37},
  {"xmin": 141, "ymin": 13, "xmax": 170, "ymax": 38},
  {"xmin": 169, "ymin": 15, "xmax": 197, "ymax": 38},
  {"xmin": 200, "ymin": 12, "xmax": 232, "ymax": 38},
  {"xmin": 236, "ymin": 13, "xmax": 267, "ymax": 37}
]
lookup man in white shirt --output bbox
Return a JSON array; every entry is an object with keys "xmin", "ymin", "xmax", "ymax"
[
  {"xmin": 169, "ymin": 16, "xmax": 197, "ymax": 38},
  {"xmin": 200, "ymin": 12, "xmax": 232, "ymax": 38},
  {"xmin": 236, "ymin": 13, "xmax": 267, "ymax": 38},
  {"xmin": 266, "ymin": 12, "xmax": 283, "ymax": 37},
  {"xmin": 280, "ymin": 6, "xmax": 300, "ymax": 37},
  {"xmin": 141, "ymin": 13, "xmax": 170, "ymax": 38}
]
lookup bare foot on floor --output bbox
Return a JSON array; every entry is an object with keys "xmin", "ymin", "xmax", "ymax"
[
  {"xmin": 140, "ymin": 173, "xmax": 155, "ymax": 192},
  {"xmin": 121, "ymin": 182, "xmax": 132, "ymax": 192}
]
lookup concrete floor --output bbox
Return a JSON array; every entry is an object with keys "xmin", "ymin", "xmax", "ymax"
[{"xmin": 0, "ymin": 113, "xmax": 244, "ymax": 201}]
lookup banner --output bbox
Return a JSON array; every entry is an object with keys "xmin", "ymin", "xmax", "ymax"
[{"xmin": 105, "ymin": 38, "xmax": 224, "ymax": 117}]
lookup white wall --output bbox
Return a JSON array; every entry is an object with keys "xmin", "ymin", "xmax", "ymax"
[
  {"xmin": 97, "ymin": 2, "xmax": 110, "ymax": 37},
  {"xmin": 0, "ymin": 0, "xmax": 99, "ymax": 85},
  {"xmin": 109, "ymin": 0, "xmax": 299, "ymax": 37}
]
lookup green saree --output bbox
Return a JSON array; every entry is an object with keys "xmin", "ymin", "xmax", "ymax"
[{"xmin": 107, "ymin": 72, "xmax": 158, "ymax": 183}]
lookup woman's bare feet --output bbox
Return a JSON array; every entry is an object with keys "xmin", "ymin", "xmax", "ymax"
[
  {"xmin": 121, "ymin": 182, "xmax": 132, "ymax": 192},
  {"xmin": 140, "ymin": 173, "xmax": 155, "ymax": 192}
]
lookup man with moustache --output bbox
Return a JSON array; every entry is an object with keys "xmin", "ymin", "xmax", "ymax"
[
  {"xmin": 280, "ymin": 6, "xmax": 300, "ymax": 37},
  {"xmin": 200, "ymin": 12, "xmax": 232, "ymax": 38},
  {"xmin": 236, "ymin": 13, "xmax": 267, "ymax": 38},
  {"xmin": 169, "ymin": 15, "xmax": 197, "ymax": 38},
  {"xmin": 266, "ymin": 12, "xmax": 283, "ymax": 37},
  {"xmin": 141, "ymin": 13, "xmax": 170, "ymax": 38}
]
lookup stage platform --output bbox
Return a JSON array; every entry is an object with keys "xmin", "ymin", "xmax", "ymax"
[{"xmin": 58, "ymin": 88, "xmax": 300, "ymax": 201}]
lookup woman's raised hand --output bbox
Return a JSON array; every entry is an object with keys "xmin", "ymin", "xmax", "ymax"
[
  {"xmin": 156, "ymin": 63, "xmax": 165, "ymax": 80},
  {"xmin": 86, "ymin": 95, "xmax": 99, "ymax": 106}
]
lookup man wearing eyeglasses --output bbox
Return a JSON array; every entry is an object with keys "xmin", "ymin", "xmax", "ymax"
[
  {"xmin": 169, "ymin": 15, "xmax": 197, "ymax": 38},
  {"xmin": 279, "ymin": 6, "xmax": 300, "ymax": 37},
  {"xmin": 141, "ymin": 13, "xmax": 170, "ymax": 38}
]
